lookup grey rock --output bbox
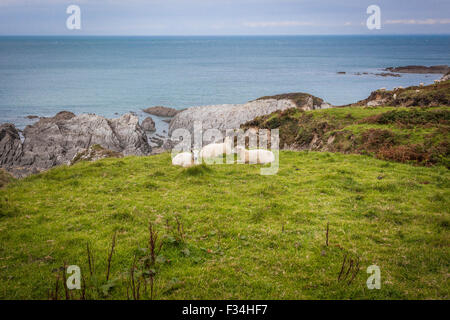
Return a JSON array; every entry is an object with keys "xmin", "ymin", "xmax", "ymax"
[
  {"xmin": 141, "ymin": 116, "xmax": 156, "ymax": 132},
  {"xmin": 1, "ymin": 112, "xmax": 151, "ymax": 177},
  {"xmin": 169, "ymin": 96, "xmax": 331, "ymax": 137},
  {"xmin": 367, "ymin": 99, "xmax": 387, "ymax": 107},
  {"xmin": 149, "ymin": 136, "xmax": 164, "ymax": 147},
  {"xmin": 0, "ymin": 123, "xmax": 23, "ymax": 167},
  {"xmin": 384, "ymin": 65, "xmax": 449, "ymax": 74},
  {"xmin": 143, "ymin": 106, "xmax": 180, "ymax": 117},
  {"xmin": 375, "ymin": 72, "xmax": 401, "ymax": 77},
  {"xmin": 441, "ymin": 71, "xmax": 450, "ymax": 82}
]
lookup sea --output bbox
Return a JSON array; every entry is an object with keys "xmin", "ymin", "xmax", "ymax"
[{"xmin": 1, "ymin": 35, "xmax": 449, "ymax": 134}]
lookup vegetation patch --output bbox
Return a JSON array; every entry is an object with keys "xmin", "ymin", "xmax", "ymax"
[
  {"xmin": 182, "ymin": 164, "xmax": 212, "ymax": 176},
  {"xmin": 0, "ymin": 169, "xmax": 14, "ymax": 189},
  {"xmin": 363, "ymin": 109, "xmax": 450, "ymax": 126},
  {"xmin": 349, "ymin": 80, "xmax": 450, "ymax": 108}
]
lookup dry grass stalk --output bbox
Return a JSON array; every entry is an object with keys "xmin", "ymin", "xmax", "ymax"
[{"xmin": 106, "ymin": 232, "xmax": 117, "ymax": 281}]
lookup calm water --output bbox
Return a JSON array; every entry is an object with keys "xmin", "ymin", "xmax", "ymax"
[{"xmin": 1, "ymin": 35, "xmax": 449, "ymax": 132}]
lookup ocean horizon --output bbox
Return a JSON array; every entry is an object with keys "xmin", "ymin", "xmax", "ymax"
[{"xmin": 1, "ymin": 35, "xmax": 449, "ymax": 132}]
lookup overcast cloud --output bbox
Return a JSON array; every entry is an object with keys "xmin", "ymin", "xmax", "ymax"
[{"xmin": 0, "ymin": 0, "xmax": 449, "ymax": 35}]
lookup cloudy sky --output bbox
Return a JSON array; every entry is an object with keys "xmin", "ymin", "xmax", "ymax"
[{"xmin": 0, "ymin": 0, "xmax": 449, "ymax": 35}]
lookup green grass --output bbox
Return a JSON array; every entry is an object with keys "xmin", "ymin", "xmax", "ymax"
[
  {"xmin": 0, "ymin": 152, "xmax": 449, "ymax": 299},
  {"xmin": 243, "ymin": 105, "xmax": 450, "ymax": 167}
]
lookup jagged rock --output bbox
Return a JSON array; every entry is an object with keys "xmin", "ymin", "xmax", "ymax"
[
  {"xmin": 441, "ymin": 71, "xmax": 450, "ymax": 82},
  {"xmin": 141, "ymin": 117, "xmax": 156, "ymax": 132},
  {"xmin": 367, "ymin": 99, "xmax": 387, "ymax": 107},
  {"xmin": 143, "ymin": 106, "xmax": 180, "ymax": 117},
  {"xmin": 0, "ymin": 123, "xmax": 23, "ymax": 167},
  {"xmin": 256, "ymin": 93, "xmax": 331, "ymax": 110},
  {"xmin": 70, "ymin": 144, "xmax": 123, "ymax": 165},
  {"xmin": 0, "ymin": 112, "xmax": 151, "ymax": 177},
  {"xmin": 149, "ymin": 137, "xmax": 164, "ymax": 147},
  {"xmin": 169, "ymin": 94, "xmax": 332, "ymax": 138}
]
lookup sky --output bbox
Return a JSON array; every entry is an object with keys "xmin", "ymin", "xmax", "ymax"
[{"xmin": 0, "ymin": 0, "xmax": 449, "ymax": 35}]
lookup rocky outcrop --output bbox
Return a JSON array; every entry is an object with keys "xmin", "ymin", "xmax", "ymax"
[
  {"xmin": 0, "ymin": 112, "xmax": 151, "ymax": 177},
  {"xmin": 169, "ymin": 94, "xmax": 332, "ymax": 138},
  {"xmin": 141, "ymin": 117, "xmax": 156, "ymax": 132},
  {"xmin": 384, "ymin": 65, "xmax": 449, "ymax": 74},
  {"xmin": 441, "ymin": 71, "xmax": 450, "ymax": 82},
  {"xmin": 374, "ymin": 72, "xmax": 401, "ymax": 77},
  {"xmin": 348, "ymin": 80, "xmax": 450, "ymax": 108},
  {"xmin": 351, "ymin": 72, "xmax": 401, "ymax": 77},
  {"xmin": 255, "ymin": 93, "xmax": 331, "ymax": 110},
  {"xmin": 143, "ymin": 106, "xmax": 181, "ymax": 117},
  {"xmin": 0, "ymin": 123, "xmax": 23, "ymax": 167}
]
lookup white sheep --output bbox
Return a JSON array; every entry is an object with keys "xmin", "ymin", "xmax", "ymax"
[
  {"xmin": 236, "ymin": 146, "xmax": 275, "ymax": 165},
  {"xmin": 172, "ymin": 150, "xmax": 199, "ymax": 168},
  {"xmin": 200, "ymin": 136, "xmax": 233, "ymax": 160}
]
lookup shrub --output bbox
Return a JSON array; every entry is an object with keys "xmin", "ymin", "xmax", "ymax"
[
  {"xmin": 364, "ymin": 109, "xmax": 450, "ymax": 126},
  {"xmin": 377, "ymin": 144, "xmax": 430, "ymax": 164},
  {"xmin": 358, "ymin": 129, "xmax": 398, "ymax": 152}
]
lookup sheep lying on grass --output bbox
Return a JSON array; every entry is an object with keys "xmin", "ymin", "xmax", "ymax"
[
  {"xmin": 172, "ymin": 139, "xmax": 275, "ymax": 167},
  {"xmin": 172, "ymin": 151, "xmax": 199, "ymax": 168},
  {"xmin": 236, "ymin": 146, "xmax": 275, "ymax": 164},
  {"xmin": 200, "ymin": 136, "xmax": 234, "ymax": 160}
]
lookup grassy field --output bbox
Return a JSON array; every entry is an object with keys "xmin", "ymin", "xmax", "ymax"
[{"xmin": 0, "ymin": 150, "xmax": 449, "ymax": 299}]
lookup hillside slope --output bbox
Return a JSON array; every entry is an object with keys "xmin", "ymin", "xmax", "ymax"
[
  {"xmin": 0, "ymin": 152, "xmax": 448, "ymax": 299},
  {"xmin": 243, "ymin": 105, "xmax": 449, "ymax": 167}
]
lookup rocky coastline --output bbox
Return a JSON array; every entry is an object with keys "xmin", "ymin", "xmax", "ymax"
[
  {"xmin": 337, "ymin": 65, "xmax": 449, "ymax": 78},
  {"xmin": 384, "ymin": 65, "xmax": 450, "ymax": 74},
  {"xmin": 1, "ymin": 112, "xmax": 151, "ymax": 177},
  {"xmin": 1, "ymin": 69, "xmax": 448, "ymax": 178}
]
